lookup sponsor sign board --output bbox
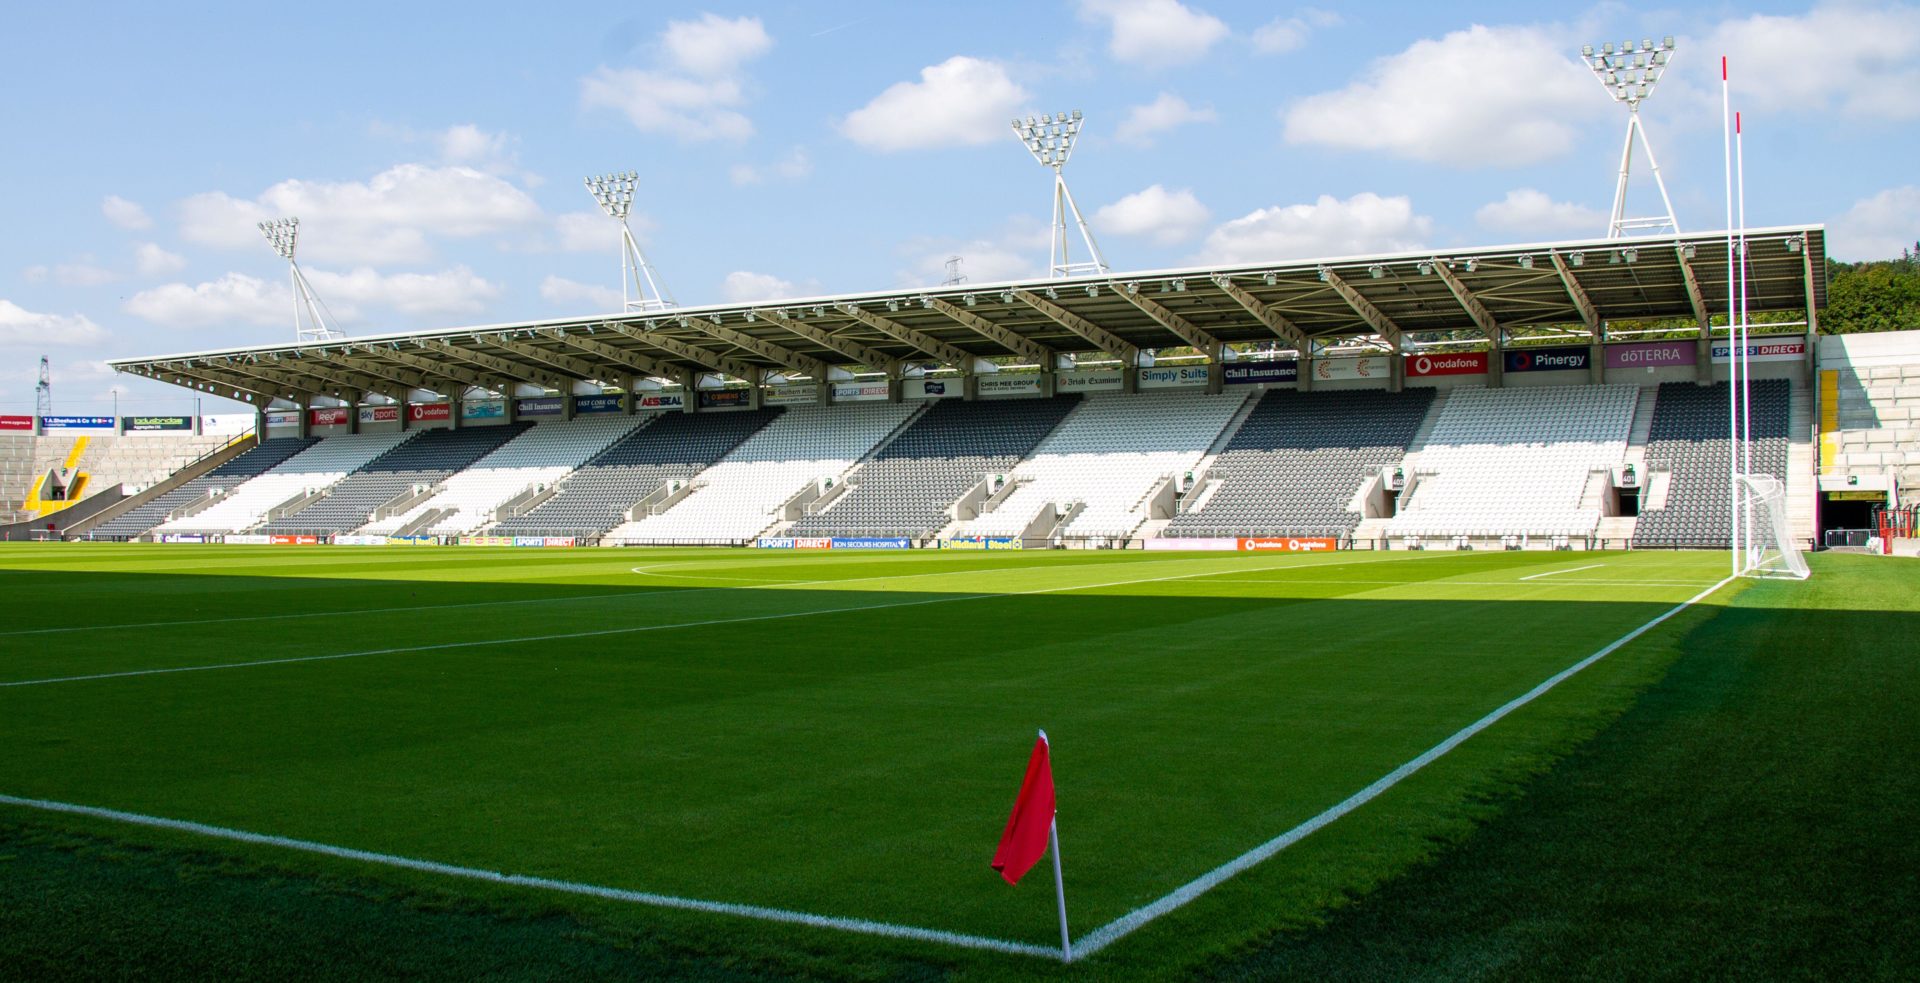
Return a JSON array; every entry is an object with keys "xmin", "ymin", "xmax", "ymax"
[
  {"xmin": 906, "ymin": 379, "xmax": 959, "ymax": 400},
  {"xmin": 265, "ymin": 411, "xmax": 301, "ymax": 428},
  {"xmin": 1606, "ymin": 341, "xmax": 1696, "ymax": 369},
  {"xmin": 1239, "ymin": 536, "xmax": 1338, "ymax": 552},
  {"xmin": 1504, "ymin": 346, "xmax": 1591, "ymax": 373},
  {"xmin": 941, "ymin": 536, "xmax": 1023, "ymax": 550},
  {"xmin": 699, "ymin": 389, "xmax": 752, "ymax": 408},
  {"xmin": 356, "ymin": 406, "xmax": 401, "ymax": 424},
  {"xmin": 830, "ymin": 536, "xmax": 911, "ymax": 549},
  {"xmin": 461, "ymin": 536, "xmax": 511, "ymax": 547},
  {"xmin": 334, "ymin": 535, "xmax": 389, "ymax": 546},
  {"xmin": 463, "ymin": 399, "xmax": 505, "ymax": 419},
  {"xmin": 1144, "ymin": 537, "xmax": 1239, "ymax": 551},
  {"xmin": 159, "ymin": 533, "xmax": 209, "ymax": 544},
  {"xmin": 385, "ymin": 535, "xmax": 436, "ymax": 546},
  {"xmin": 832, "ymin": 382, "xmax": 891, "ymax": 402},
  {"xmin": 975, "ymin": 375, "xmax": 1042, "ymax": 398},
  {"xmin": 269, "ymin": 534, "xmax": 320, "ymax": 546},
  {"xmin": 1405, "ymin": 352, "xmax": 1489, "ymax": 377},
  {"xmin": 1711, "ymin": 339, "xmax": 1807, "ymax": 363},
  {"xmin": 124, "ymin": 415, "xmax": 193, "ymax": 432},
  {"xmin": 637, "ymin": 393, "xmax": 685, "ymax": 409},
  {"xmin": 41, "ymin": 415, "xmax": 115, "ymax": 431},
  {"xmin": 1055, "ymin": 368, "xmax": 1125, "ymax": 392},
  {"xmin": 516, "ymin": 397, "xmax": 564, "ymax": 417},
  {"xmin": 575, "ymin": 394, "xmax": 624, "ymax": 414},
  {"xmin": 1138, "ymin": 364, "xmax": 1211, "ymax": 389},
  {"xmin": 307, "ymin": 407, "xmax": 350, "ymax": 427},
  {"xmin": 0, "ymin": 415, "xmax": 34, "ymax": 432},
  {"xmin": 1314, "ymin": 356, "xmax": 1385, "ymax": 381},
  {"xmin": 408, "ymin": 402, "xmax": 452, "ymax": 422},
  {"xmin": 225, "ymin": 534, "xmax": 271, "ymax": 545},
  {"xmin": 765, "ymin": 384, "xmax": 818, "ymax": 406},
  {"xmin": 756, "ymin": 536, "xmax": 833, "ymax": 549},
  {"xmin": 1222, "ymin": 360, "xmax": 1298, "ymax": 385}
]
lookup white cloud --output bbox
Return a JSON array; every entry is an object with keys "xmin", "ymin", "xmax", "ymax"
[
  {"xmin": 134, "ymin": 242, "xmax": 188, "ymax": 277},
  {"xmin": 0, "ymin": 300, "xmax": 108, "ymax": 346},
  {"xmin": 1283, "ymin": 25, "xmax": 1597, "ymax": 166},
  {"xmin": 102, "ymin": 195, "xmax": 153, "ymax": 230},
  {"xmin": 540, "ymin": 275, "xmax": 624, "ymax": 312},
  {"xmin": 841, "ymin": 56, "xmax": 1028, "ymax": 151},
  {"xmin": 1095, "ymin": 185, "xmax": 1211, "ymax": 244},
  {"xmin": 22, "ymin": 259, "xmax": 116, "ymax": 287},
  {"xmin": 1829, "ymin": 186, "xmax": 1920, "ymax": 261},
  {"xmin": 1198, "ymin": 192, "xmax": 1431, "ymax": 263},
  {"xmin": 661, "ymin": 13, "xmax": 773, "ymax": 77},
  {"xmin": 124, "ymin": 273, "xmax": 285, "ymax": 328},
  {"xmin": 897, "ymin": 217, "xmax": 1052, "ymax": 286},
  {"xmin": 545, "ymin": 209, "xmax": 660, "ymax": 254},
  {"xmin": 1115, "ymin": 93, "xmax": 1217, "ymax": 147},
  {"xmin": 720, "ymin": 271, "xmax": 799, "ymax": 303},
  {"xmin": 581, "ymin": 14, "xmax": 773, "ymax": 142},
  {"xmin": 305, "ymin": 266, "xmax": 500, "ymax": 318},
  {"xmin": 1078, "ymin": 0, "xmax": 1229, "ymax": 68},
  {"xmin": 1474, "ymin": 189, "xmax": 1607, "ymax": 237},
  {"xmin": 731, "ymin": 146, "xmax": 813, "ymax": 185},
  {"xmin": 1252, "ymin": 9, "xmax": 1340, "ymax": 54},
  {"xmin": 1708, "ymin": 4, "xmax": 1920, "ymax": 120},
  {"xmin": 177, "ymin": 164, "xmax": 544, "ymax": 264}
]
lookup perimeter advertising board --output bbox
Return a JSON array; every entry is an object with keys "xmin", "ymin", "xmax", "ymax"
[
  {"xmin": 941, "ymin": 536, "xmax": 1023, "ymax": 550},
  {"xmin": 123, "ymin": 415, "xmax": 193, "ymax": 432},
  {"xmin": 699, "ymin": 389, "xmax": 752, "ymax": 408},
  {"xmin": 830, "ymin": 537, "xmax": 911, "ymax": 549},
  {"xmin": 1055, "ymin": 368, "xmax": 1124, "ymax": 392},
  {"xmin": 764, "ymin": 384, "xmax": 817, "ymax": 406},
  {"xmin": 575, "ymin": 395, "xmax": 624, "ymax": 414},
  {"xmin": 1404, "ymin": 352, "xmax": 1488, "ymax": 377},
  {"xmin": 356, "ymin": 406, "xmax": 400, "ymax": 424},
  {"xmin": 408, "ymin": 403, "xmax": 452, "ymax": 422},
  {"xmin": 1144, "ymin": 536, "xmax": 1339, "ymax": 552},
  {"xmin": 265, "ymin": 411, "xmax": 301, "ymax": 428},
  {"xmin": 462, "ymin": 399, "xmax": 505, "ymax": 419},
  {"xmin": 516, "ymin": 397, "xmax": 564, "ymax": 417},
  {"xmin": 41, "ymin": 415, "xmax": 115, "ymax": 431},
  {"xmin": 307, "ymin": 407, "xmax": 350, "ymax": 427},
  {"xmin": 756, "ymin": 536, "xmax": 833, "ymax": 549},
  {"xmin": 1504, "ymin": 346, "xmax": 1591, "ymax": 373},
  {"xmin": 1138, "ymin": 365, "xmax": 1210, "ymax": 389},
  {"xmin": 226, "ymin": 534, "xmax": 271, "ymax": 545},
  {"xmin": 1606, "ymin": 341, "xmax": 1696, "ymax": 369},
  {"xmin": 905, "ymin": 379, "xmax": 959, "ymax": 400},
  {"xmin": 637, "ymin": 393, "xmax": 685, "ymax": 410},
  {"xmin": 976, "ymin": 376, "xmax": 1042, "ymax": 398},
  {"xmin": 1222, "ymin": 360, "xmax": 1298, "ymax": 385},
  {"xmin": 269, "ymin": 534, "xmax": 320, "ymax": 545},
  {"xmin": 1313, "ymin": 356, "xmax": 1385, "ymax": 382},
  {"xmin": 0, "ymin": 415, "xmax": 33, "ymax": 432},
  {"xmin": 1711, "ymin": 339, "xmax": 1807, "ymax": 363},
  {"xmin": 831, "ymin": 382, "xmax": 891, "ymax": 402}
]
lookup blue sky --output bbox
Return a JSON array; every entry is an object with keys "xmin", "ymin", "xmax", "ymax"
[{"xmin": 3, "ymin": 1, "xmax": 1916, "ymax": 416}]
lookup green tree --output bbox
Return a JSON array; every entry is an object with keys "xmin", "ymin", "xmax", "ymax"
[{"xmin": 1823, "ymin": 253, "xmax": 1920, "ymax": 334}]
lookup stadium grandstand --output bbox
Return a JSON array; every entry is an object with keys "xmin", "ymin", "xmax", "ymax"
[{"xmin": 33, "ymin": 227, "xmax": 1826, "ymax": 552}]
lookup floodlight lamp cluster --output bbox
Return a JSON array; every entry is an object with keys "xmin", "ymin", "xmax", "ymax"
[
  {"xmin": 1581, "ymin": 36, "xmax": 1675, "ymax": 106},
  {"xmin": 258, "ymin": 217, "xmax": 300, "ymax": 260},
  {"xmin": 585, "ymin": 171, "xmax": 640, "ymax": 220},
  {"xmin": 1012, "ymin": 110, "xmax": 1085, "ymax": 170}
]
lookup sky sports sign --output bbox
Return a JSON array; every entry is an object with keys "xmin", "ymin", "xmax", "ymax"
[{"xmin": 1504, "ymin": 346, "xmax": 1591, "ymax": 373}]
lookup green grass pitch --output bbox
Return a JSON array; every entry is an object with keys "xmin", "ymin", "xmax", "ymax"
[{"xmin": 0, "ymin": 545, "xmax": 1910, "ymax": 978}]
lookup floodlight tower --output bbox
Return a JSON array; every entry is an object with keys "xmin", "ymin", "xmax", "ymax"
[
  {"xmin": 1581, "ymin": 37, "xmax": 1681, "ymax": 237},
  {"xmin": 35, "ymin": 356, "xmax": 51, "ymax": 417},
  {"xmin": 257, "ymin": 218, "xmax": 344, "ymax": 344},
  {"xmin": 584, "ymin": 171, "xmax": 675, "ymax": 313},
  {"xmin": 1011, "ymin": 110, "xmax": 1109, "ymax": 278}
]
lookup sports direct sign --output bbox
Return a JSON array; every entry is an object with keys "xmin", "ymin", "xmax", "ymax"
[
  {"xmin": 1712, "ymin": 339, "xmax": 1807, "ymax": 363},
  {"xmin": 1405, "ymin": 352, "xmax": 1487, "ymax": 377}
]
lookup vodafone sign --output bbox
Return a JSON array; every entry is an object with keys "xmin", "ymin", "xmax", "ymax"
[
  {"xmin": 408, "ymin": 403, "xmax": 452, "ymax": 422},
  {"xmin": 1405, "ymin": 352, "xmax": 1488, "ymax": 377}
]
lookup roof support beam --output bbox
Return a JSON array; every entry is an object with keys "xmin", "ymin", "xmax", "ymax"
[
  {"xmin": 1319, "ymin": 269, "xmax": 1403, "ymax": 351},
  {"xmin": 599, "ymin": 321, "xmax": 763, "ymax": 380},
  {"xmin": 923, "ymin": 298, "xmax": 1051, "ymax": 365},
  {"xmin": 1116, "ymin": 285, "xmax": 1220, "ymax": 351},
  {"xmin": 751, "ymin": 308, "xmax": 897, "ymax": 371},
  {"xmin": 154, "ymin": 363, "xmax": 293, "ymax": 406},
  {"xmin": 327, "ymin": 348, "xmax": 436, "ymax": 392},
  {"xmin": 838, "ymin": 304, "xmax": 973, "ymax": 368},
  {"xmin": 234, "ymin": 358, "xmax": 397, "ymax": 400},
  {"xmin": 416, "ymin": 340, "xmax": 568, "ymax": 393},
  {"xmin": 1675, "ymin": 245, "xmax": 1712, "ymax": 328},
  {"xmin": 360, "ymin": 345, "xmax": 494, "ymax": 392},
  {"xmin": 1210, "ymin": 276, "xmax": 1311, "ymax": 351},
  {"xmin": 1429, "ymin": 260, "xmax": 1502, "ymax": 347},
  {"xmin": 482, "ymin": 337, "xmax": 621, "ymax": 386},
  {"xmin": 218, "ymin": 361, "xmax": 366, "ymax": 402},
  {"xmin": 1011, "ymin": 289, "xmax": 1140, "ymax": 364},
  {"xmin": 1548, "ymin": 250, "xmax": 1601, "ymax": 334},
  {"xmin": 674, "ymin": 315, "xmax": 818, "ymax": 377},
  {"xmin": 540, "ymin": 328, "xmax": 691, "ymax": 388}
]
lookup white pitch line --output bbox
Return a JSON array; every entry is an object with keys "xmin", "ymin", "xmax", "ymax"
[
  {"xmin": 1197, "ymin": 578, "xmax": 1716, "ymax": 588},
  {"xmin": 1069, "ymin": 573, "xmax": 1738, "ymax": 959},
  {"xmin": 1, "ymin": 556, "xmax": 1408, "ymax": 688},
  {"xmin": 0, "ymin": 792, "xmax": 1057, "ymax": 960},
  {"xmin": 1519, "ymin": 563, "xmax": 1606, "ymax": 581}
]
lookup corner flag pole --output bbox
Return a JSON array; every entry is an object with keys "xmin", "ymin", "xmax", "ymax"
[{"xmin": 1051, "ymin": 817, "xmax": 1072, "ymax": 961}]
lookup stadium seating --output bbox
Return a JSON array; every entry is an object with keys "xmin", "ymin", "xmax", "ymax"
[
  {"xmin": 358, "ymin": 417, "xmax": 642, "ymax": 537},
  {"xmin": 1632, "ymin": 380, "xmax": 1790, "ymax": 548},
  {"xmin": 1165, "ymin": 388, "xmax": 1435, "ymax": 539},
  {"xmin": 153, "ymin": 432, "xmax": 416, "ymax": 534},
  {"xmin": 605, "ymin": 402, "xmax": 919, "ymax": 544},
  {"xmin": 490, "ymin": 409, "xmax": 777, "ymax": 538},
  {"xmin": 89, "ymin": 437, "xmax": 319, "ymax": 539},
  {"xmin": 1, "ymin": 434, "xmax": 232, "ymax": 519},
  {"xmin": 787, "ymin": 396, "xmax": 1080, "ymax": 538},
  {"xmin": 1387, "ymin": 385, "xmax": 1637, "ymax": 540},
  {"xmin": 954, "ymin": 390, "xmax": 1251, "ymax": 540},
  {"xmin": 260, "ymin": 424, "xmax": 530, "ymax": 535}
]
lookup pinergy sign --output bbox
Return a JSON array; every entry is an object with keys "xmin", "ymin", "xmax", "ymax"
[{"xmin": 1504, "ymin": 346, "xmax": 1591, "ymax": 373}]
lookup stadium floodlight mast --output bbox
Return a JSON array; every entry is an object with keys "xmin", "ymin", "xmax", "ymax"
[
  {"xmin": 583, "ymin": 171, "xmax": 675, "ymax": 313},
  {"xmin": 1580, "ymin": 36, "xmax": 1681, "ymax": 237},
  {"xmin": 1011, "ymin": 111, "xmax": 1109, "ymax": 278},
  {"xmin": 257, "ymin": 218, "xmax": 345, "ymax": 344}
]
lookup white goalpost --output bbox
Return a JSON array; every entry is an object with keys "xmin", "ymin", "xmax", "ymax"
[{"xmin": 1735, "ymin": 474, "xmax": 1810, "ymax": 579}]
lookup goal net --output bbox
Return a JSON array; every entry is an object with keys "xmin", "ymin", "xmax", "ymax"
[{"xmin": 1735, "ymin": 474, "xmax": 1810, "ymax": 580}]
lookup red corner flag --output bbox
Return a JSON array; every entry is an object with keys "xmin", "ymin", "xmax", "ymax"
[{"xmin": 991, "ymin": 732, "xmax": 1056, "ymax": 885}]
